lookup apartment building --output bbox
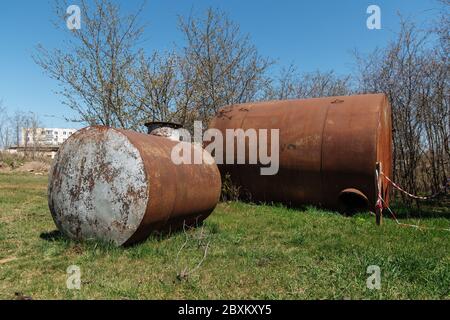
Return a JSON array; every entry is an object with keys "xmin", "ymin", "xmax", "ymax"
[
  {"xmin": 6, "ymin": 128, "xmax": 78, "ymax": 159},
  {"xmin": 21, "ymin": 128, "xmax": 77, "ymax": 146}
]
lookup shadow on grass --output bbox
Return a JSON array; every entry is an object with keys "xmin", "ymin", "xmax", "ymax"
[
  {"xmin": 131, "ymin": 220, "xmax": 216, "ymax": 245},
  {"xmin": 40, "ymin": 230, "xmax": 123, "ymax": 253},
  {"xmin": 39, "ymin": 229, "xmax": 179, "ymax": 246},
  {"xmin": 38, "ymin": 222, "xmax": 212, "ymax": 248},
  {"xmin": 232, "ymin": 196, "xmax": 450, "ymax": 219},
  {"xmin": 39, "ymin": 230, "xmax": 64, "ymax": 242},
  {"xmin": 388, "ymin": 201, "xmax": 450, "ymax": 220},
  {"xmin": 226, "ymin": 199, "xmax": 350, "ymax": 217}
]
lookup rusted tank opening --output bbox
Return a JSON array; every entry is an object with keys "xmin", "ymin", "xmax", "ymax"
[
  {"xmin": 144, "ymin": 121, "xmax": 183, "ymax": 142},
  {"xmin": 338, "ymin": 188, "xmax": 369, "ymax": 215},
  {"xmin": 144, "ymin": 121, "xmax": 182, "ymax": 134}
]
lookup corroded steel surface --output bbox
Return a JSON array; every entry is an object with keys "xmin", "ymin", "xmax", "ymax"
[
  {"xmin": 48, "ymin": 126, "xmax": 221, "ymax": 246},
  {"xmin": 208, "ymin": 93, "xmax": 392, "ymax": 212}
]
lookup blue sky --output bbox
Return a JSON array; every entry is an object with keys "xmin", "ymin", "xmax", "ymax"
[{"xmin": 0, "ymin": 0, "xmax": 440, "ymax": 128}]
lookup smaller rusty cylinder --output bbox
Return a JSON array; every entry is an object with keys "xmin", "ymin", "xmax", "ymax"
[{"xmin": 48, "ymin": 126, "xmax": 221, "ymax": 246}]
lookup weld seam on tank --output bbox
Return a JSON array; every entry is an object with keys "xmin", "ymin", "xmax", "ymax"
[{"xmin": 319, "ymin": 102, "xmax": 332, "ymax": 207}]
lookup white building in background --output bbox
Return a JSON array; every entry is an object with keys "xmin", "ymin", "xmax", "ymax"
[
  {"xmin": 6, "ymin": 128, "xmax": 78, "ymax": 159},
  {"xmin": 21, "ymin": 128, "xmax": 77, "ymax": 147}
]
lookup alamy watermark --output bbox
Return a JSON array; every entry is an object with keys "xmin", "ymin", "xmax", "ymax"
[
  {"xmin": 66, "ymin": 265, "xmax": 81, "ymax": 290},
  {"xmin": 170, "ymin": 121, "xmax": 280, "ymax": 176},
  {"xmin": 66, "ymin": 5, "xmax": 81, "ymax": 30},
  {"xmin": 366, "ymin": 5, "xmax": 381, "ymax": 30},
  {"xmin": 366, "ymin": 265, "xmax": 381, "ymax": 290}
]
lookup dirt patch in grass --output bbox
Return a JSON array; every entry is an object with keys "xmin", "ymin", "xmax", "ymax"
[
  {"xmin": 0, "ymin": 162, "xmax": 12, "ymax": 173},
  {"xmin": 15, "ymin": 161, "xmax": 50, "ymax": 174}
]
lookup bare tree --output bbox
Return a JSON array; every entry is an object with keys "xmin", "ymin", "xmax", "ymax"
[
  {"xmin": 9, "ymin": 111, "xmax": 42, "ymax": 158},
  {"xmin": 27, "ymin": 113, "xmax": 42, "ymax": 160},
  {"xmin": 12, "ymin": 111, "xmax": 25, "ymax": 148},
  {"xmin": 0, "ymin": 101, "xmax": 13, "ymax": 150},
  {"xmin": 34, "ymin": 4, "xmax": 271, "ymax": 131},
  {"xmin": 355, "ymin": 17, "xmax": 449, "ymax": 204},
  {"xmin": 265, "ymin": 65, "xmax": 353, "ymax": 100},
  {"xmin": 0, "ymin": 101, "xmax": 7, "ymax": 149},
  {"xmin": 133, "ymin": 52, "xmax": 180, "ymax": 127},
  {"xmin": 176, "ymin": 8, "xmax": 273, "ymax": 126},
  {"xmin": 34, "ymin": 0, "xmax": 147, "ymax": 130},
  {"xmin": 435, "ymin": 0, "xmax": 450, "ymax": 56}
]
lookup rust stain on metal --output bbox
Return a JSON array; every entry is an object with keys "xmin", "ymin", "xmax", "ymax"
[
  {"xmin": 48, "ymin": 126, "xmax": 221, "ymax": 246},
  {"xmin": 208, "ymin": 93, "xmax": 392, "ymax": 213}
]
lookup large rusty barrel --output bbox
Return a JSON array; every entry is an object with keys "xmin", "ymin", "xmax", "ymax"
[
  {"xmin": 208, "ymin": 93, "xmax": 392, "ymax": 213},
  {"xmin": 48, "ymin": 126, "xmax": 221, "ymax": 246}
]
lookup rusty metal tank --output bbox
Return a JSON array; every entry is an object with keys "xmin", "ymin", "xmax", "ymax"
[
  {"xmin": 208, "ymin": 93, "xmax": 392, "ymax": 213},
  {"xmin": 48, "ymin": 126, "xmax": 221, "ymax": 246}
]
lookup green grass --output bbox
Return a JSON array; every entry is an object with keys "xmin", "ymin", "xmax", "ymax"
[{"xmin": 0, "ymin": 173, "xmax": 449, "ymax": 300}]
